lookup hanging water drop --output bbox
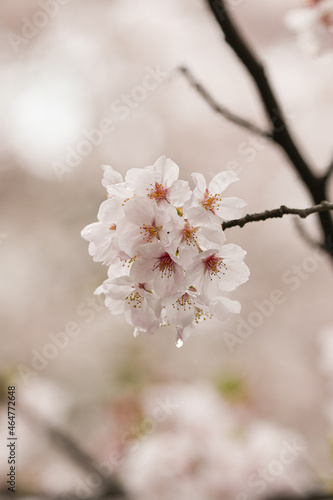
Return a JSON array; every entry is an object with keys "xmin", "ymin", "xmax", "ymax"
[{"xmin": 176, "ymin": 338, "xmax": 183, "ymax": 348}]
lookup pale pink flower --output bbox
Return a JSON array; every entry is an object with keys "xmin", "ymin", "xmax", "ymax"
[
  {"xmin": 165, "ymin": 206, "xmax": 226, "ymax": 266},
  {"xmin": 130, "ymin": 243, "xmax": 185, "ymax": 298},
  {"xmin": 190, "ymin": 171, "xmax": 246, "ymax": 221},
  {"xmin": 97, "ymin": 197, "xmax": 127, "ymax": 226},
  {"xmin": 163, "ymin": 288, "xmax": 240, "ymax": 347},
  {"xmin": 116, "ymin": 197, "xmax": 171, "ymax": 257},
  {"xmin": 98, "ymin": 275, "xmax": 160, "ymax": 335},
  {"xmin": 125, "ymin": 156, "xmax": 191, "ymax": 207},
  {"xmin": 186, "ymin": 244, "xmax": 250, "ymax": 299},
  {"xmin": 101, "ymin": 164, "xmax": 134, "ymax": 200},
  {"xmin": 80, "ymin": 221, "xmax": 128, "ymax": 266}
]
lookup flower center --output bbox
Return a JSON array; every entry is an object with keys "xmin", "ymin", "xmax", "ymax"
[
  {"xmin": 125, "ymin": 290, "xmax": 143, "ymax": 308},
  {"xmin": 204, "ymin": 254, "xmax": 226, "ymax": 278},
  {"xmin": 194, "ymin": 307, "xmax": 213, "ymax": 324},
  {"xmin": 139, "ymin": 221, "xmax": 159, "ymax": 243},
  {"xmin": 201, "ymin": 189, "xmax": 221, "ymax": 215},
  {"xmin": 181, "ymin": 221, "xmax": 198, "ymax": 246},
  {"xmin": 153, "ymin": 253, "xmax": 174, "ymax": 277},
  {"xmin": 175, "ymin": 293, "xmax": 192, "ymax": 310},
  {"xmin": 147, "ymin": 182, "xmax": 169, "ymax": 202}
]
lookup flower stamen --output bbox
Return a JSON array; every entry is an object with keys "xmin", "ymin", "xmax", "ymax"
[
  {"xmin": 201, "ymin": 188, "xmax": 221, "ymax": 215},
  {"xmin": 181, "ymin": 221, "xmax": 199, "ymax": 247},
  {"xmin": 147, "ymin": 182, "xmax": 169, "ymax": 202},
  {"xmin": 153, "ymin": 252, "xmax": 174, "ymax": 277},
  {"xmin": 204, "ymin": 254, "xmax": 227, "ymax": 278},
  {"xmin": 139, "ymin": 222, "xmax": 160, "ymax": 243}
]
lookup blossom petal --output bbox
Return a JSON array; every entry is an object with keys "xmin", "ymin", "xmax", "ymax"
[
  {"xmin": 153, "ymin": 156, "xmax": 179, "ymax": 186},
  {"xmin": 217, "ymin": 197, "xmax": 247, "ymax": 220},
  {"xmin": 98, "ymin": 198, "xmax": 125, "ymax": 224},
  {"xmin": 191, "ymin": 172, "xmax": 206, "ymax": 197},
  {"xmin": 167, "ymin": 180, "xmax": 192, "ymax": 206},
  {"xmin": 153, "ymin": 262, "xmax": 185, "ymax": 298},
  {"xmin": 208, "ymin": 171, "xmax": 239, "ymax": 194},
  {"xmin": 101, "ymin": 165, "xmax": 123, "ymax": 188}
]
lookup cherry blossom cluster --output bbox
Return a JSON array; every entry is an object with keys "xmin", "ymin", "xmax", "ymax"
[
  {"xmin": 120, "ymin": 384, "xmax": 310, "ymax": 500},
  {"xmin": 81, "ymin": 156, "xmax": 249, "ymax": 346},
  {"xmin": 286, "ymin": 0, "xmax": 333, "ymax": 55}
]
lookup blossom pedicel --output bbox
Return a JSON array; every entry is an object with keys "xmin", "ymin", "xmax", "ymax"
[{"xmin": 81, "ymin": 156, "xmax": 249, "ymax": 346}]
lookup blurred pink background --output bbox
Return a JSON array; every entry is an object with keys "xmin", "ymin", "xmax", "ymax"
[{"xmin": 1, "ymin": 0, "xmax": 333, "ymax": 497}]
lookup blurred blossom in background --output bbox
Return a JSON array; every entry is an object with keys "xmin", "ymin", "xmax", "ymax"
[{"xmin": 1, "ymin": 0, "xmax": 333, "ymax": 498}]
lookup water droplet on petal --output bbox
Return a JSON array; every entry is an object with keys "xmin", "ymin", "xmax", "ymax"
[{"xmin": 176, "ymin": 338, "xmax": 183, "ymax": 348}]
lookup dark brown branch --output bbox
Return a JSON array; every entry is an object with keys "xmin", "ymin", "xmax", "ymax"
[
  {"xmin": 205, "ymin": 0, "xmax": 333, "ymax": 255},
  {"xmin": 21, "ymin": 406, "xmax": 126, "ymax": 498},
  {"xmin": 179, "ymin": 66, "xmax": 271, "ymax": 139},
  {"xmin": 222, "ymin": 201, "xmax": 333, "ymax": 230},
  {"xmin": 323, "ymin": 156, "xmax": 333, "ymax": 182}
]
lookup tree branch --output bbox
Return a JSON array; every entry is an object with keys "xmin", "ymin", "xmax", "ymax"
[
  {"xmin": 21, "ymin": 405, "xmax": 126, "ymax": 498},
  {"xmin": 323, "ymin": 156, "xmax": 333, "ymax": 182},
  {"xmin": 222, "ymin": 201, "xmax": 333, "ymax": 230},
  {"xmin": 205, "ymin": 0, "xmax": 333, "ymax": 255},
  {"xmin": 178, "ymin": 66, "xmax": 271, "ymax": 139}
]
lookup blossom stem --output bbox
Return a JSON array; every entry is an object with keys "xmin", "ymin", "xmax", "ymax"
[{"xmin": 222, "ymin": 201, "xmax": 333, "ymax": 231}]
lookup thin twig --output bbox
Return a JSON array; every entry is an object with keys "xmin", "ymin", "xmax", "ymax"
[
  {"xmin": 222, "ymin": 201, "xmax": 333, "ymax": 230},
  {"xmin": 205, "ymin": 0, "xmax": 333, "ymax": 255},
  {"xmin": 178, "ymin": 66, "xmax": 271, "ymax": 139}
]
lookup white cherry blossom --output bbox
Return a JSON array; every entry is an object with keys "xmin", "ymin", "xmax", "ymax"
[
  {"xmin": 97, "ymin": 275, "xmax": 160, "ymax": 334},
  {"xmin": 81, "ymin": 157, "xmax": 249, "ymax": 345},
  {"xmin": 165, "ymin": 206, "xmax": 226, "ymax": 266},
  {"xmin": 286, "ymin": 0, "xmax": 333, "ymax": 55},
  {"xmin": 81, "ymin": 221, "xmax": 128, "ymax": 266},
  {"xmin": 163, "ymin": 288, "xmax": 241, "ymax": 346},
  {"xmin": 186, "ymin": 244, "xmax": 250, "ymax": 299},
  {"xmin": 126, "ymin": 156, "xmax": 191, "ymax": 206},
  {"xmin": 190, "ymin": 171, "xmax": 246, "ymax": 222},
  {"xmin": 117, "ymin": 197, "xmax": 171, "ymax": 257},
  {"xmin": 130, "ymin": 243, "xmax": 185, "ymax": 298}
]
